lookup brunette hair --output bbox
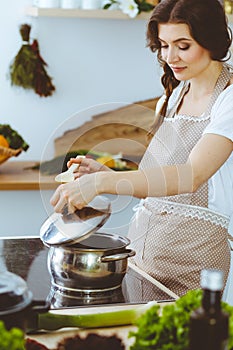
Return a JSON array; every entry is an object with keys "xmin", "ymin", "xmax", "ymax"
[{"xmin": 147, "ymin": 0, "xmax": 232, "ymax": 135}]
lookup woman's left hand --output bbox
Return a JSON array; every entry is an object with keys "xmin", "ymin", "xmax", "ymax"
[{"xmin": 50, "ymin": 172, "xmax": 101, "ymax": 213}]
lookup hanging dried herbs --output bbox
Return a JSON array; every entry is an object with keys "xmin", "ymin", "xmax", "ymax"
[{"xmin": 9, "ymin": 24, "xmax": 56, "ymax": 97}]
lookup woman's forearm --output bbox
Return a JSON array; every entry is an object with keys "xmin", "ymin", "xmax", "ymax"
[{"xmin": 97, "ymin": 163, "xmax": 194, "ymax": 199}]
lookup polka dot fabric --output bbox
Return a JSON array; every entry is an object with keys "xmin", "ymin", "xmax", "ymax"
[
  {"xmin": 129, "ymin": 204, "xmax": 230, "ymax": 296},
  {"xmin": 128, "ymin": 65, "xmax": 232, "ymax": 296}
]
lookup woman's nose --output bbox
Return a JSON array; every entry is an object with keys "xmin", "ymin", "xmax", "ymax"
[{"xmin": 166, "ymin": 47, "xmax": 179, "ymax": 64}]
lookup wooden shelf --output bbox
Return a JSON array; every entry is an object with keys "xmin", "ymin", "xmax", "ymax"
[
  {"xmin": 25, "ymin": 6, "xmax": 233, "ymax": 22},
  {"xmin": 25, "ymin": 6, "xmax": 150, "ymax": 19}
]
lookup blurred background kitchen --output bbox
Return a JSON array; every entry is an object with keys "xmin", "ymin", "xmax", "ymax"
[
  {"xmin": 0, "ymin": 0, "xmax": 163, "ymax": 236},
  {"xmin": 0, "ymin": 0, "xmax": 232, "ymax": 237},
  {"xmin": 0, "ymin": 0, "xmax": 163, "ymax": 161}
]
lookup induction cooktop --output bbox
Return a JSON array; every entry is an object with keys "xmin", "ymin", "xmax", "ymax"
[{"xmin": 0, "ymin": 236, "xmax": 176, "ymax": 308}]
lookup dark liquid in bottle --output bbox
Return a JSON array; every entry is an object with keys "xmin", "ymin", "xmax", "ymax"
[{"xmin": 189, "ymin": 289, "xmax": 229, "ymax": 350}]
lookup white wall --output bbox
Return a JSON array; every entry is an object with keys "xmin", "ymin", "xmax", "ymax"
[
  {"xmin": 0, "ymin": 0, "xmax": 162, "ymax": 161},
  {"xmin": 0, "ymin": 1, "xmax": 162, "ymax": 237}
]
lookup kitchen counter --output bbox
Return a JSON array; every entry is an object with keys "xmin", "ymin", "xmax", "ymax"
[{"xmin": 0, "ymin": 161, "xmax": 57, "ymax": 190}]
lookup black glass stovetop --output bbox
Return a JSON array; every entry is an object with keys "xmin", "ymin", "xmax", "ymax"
[{"xmin": 0, "ymin": 237, "xmax": 175, "ymax": 308}]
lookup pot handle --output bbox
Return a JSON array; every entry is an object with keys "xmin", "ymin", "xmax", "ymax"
[{"xmin": 101, "ymin": 249, "xmax": 136, "ymax": 262}]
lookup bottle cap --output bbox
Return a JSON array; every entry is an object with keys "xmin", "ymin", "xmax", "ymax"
[{"xmin": 200, "ymin": 269, "xmax": 224, "ymax": 291}]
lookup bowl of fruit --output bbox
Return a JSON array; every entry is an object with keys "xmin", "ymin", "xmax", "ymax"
[{"xmin": 0, "ymin": 124, "xmax": 29, "ymax": 165}]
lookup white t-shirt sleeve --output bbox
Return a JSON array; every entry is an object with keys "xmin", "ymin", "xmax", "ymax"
[{"xmin": 203, "ymin": 84, "xmax": 233, "ymax": 141}]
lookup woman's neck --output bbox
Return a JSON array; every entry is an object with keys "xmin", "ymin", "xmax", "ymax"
[{"xmin": 188, "ymin": 62, "xmax": 223, "ymax": 101}]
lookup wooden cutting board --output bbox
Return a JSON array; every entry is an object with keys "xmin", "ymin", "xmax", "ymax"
[
  {"xmin": 27, "ymin": 325, "xmax": 137, "ymax": 349},
  {"xmin": 27, "ymin": 300, "xmax": 175, "ymax": 349},
  {"xmin": 27, "ymin": 303, "xmax": 141, "ymax": 349},
  {"xmin": 54, "ymin": 97, "xmax": 160, "ymax": 159}
]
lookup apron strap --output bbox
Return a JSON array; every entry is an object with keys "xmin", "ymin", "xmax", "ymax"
[
  {"xmin": 166, "ymin": 81, "xmax": 190, "ymax": 119},
  {"xmin": 166, "ymin": 63, "xmax": 233, "ymax": 119},
  {"xmin": 207, "ymin": 64, "xmax": 233, "ymax": 243},
  {"xmin": 205, "ymin": 64, "xmax": 233, "ymax": 116},
  {"xmin": 165, "ymin": 64, "xmax": 233, "ymax": 243},
  {"xmin": 228, "ymin": 214, "xmax": 233, "ymax": 245}
]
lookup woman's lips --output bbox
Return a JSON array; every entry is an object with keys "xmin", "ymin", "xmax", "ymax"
[{"xmin": 171, "ymin": 66, "xmax": 186, "ymax": 74}]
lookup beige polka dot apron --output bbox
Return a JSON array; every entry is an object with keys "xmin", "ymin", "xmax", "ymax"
[{"xmin": 128, "ymin": 65, "xmax": 232, "ymax": 296}]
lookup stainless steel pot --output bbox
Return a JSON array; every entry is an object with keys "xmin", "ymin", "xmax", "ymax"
[{"xmin": 47, "ymin": 232, "xmax": 135, "ymax": 291}]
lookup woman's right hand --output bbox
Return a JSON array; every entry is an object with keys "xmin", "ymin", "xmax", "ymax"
[{"xmin": 67, "ymin": 156, "xmax": 113, "ymax": 179}]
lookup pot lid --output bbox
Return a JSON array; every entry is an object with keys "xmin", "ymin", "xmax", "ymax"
[
  {"xmin": 0, "ymin": 271, "xmax": 32, "ymax": 314},
  {"xmin": 40, "ymin": 195, "xmax": 111, "ymax": 246}
]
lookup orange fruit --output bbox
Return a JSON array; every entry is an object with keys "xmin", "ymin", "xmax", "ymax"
[
  {"xmin": 0, "ymin": 135, "xmax": 9, "ymax": 148},
  {"xmin": 0, "ymin": 135, "xmax": 10, "ymax": 164},
  {"xmin": 96, "ymin": 156, "xmax": 115, "ymax": 168}
]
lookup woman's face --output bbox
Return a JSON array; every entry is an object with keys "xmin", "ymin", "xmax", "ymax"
[{"xmin": 158, "ymin": 23, "xmax": 212, "ymax": 81}]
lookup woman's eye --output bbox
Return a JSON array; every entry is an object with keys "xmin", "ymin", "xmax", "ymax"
[
  {"xmin": 160, "ymin": 45, "xmax": 189, "ymax": 50},
  {"xmin": 179, "ymin": 45, "xmax": 189, "ymax": 50}
]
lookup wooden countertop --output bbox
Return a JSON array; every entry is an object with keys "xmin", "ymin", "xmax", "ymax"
[{"xmin": 0, "ymin": 161, "xmax": 58, "ymax": 190}]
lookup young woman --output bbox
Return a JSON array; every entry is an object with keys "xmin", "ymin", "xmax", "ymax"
[{"xmin": 50, "ymin": 0, "xmax": 233, "ymax": 296}]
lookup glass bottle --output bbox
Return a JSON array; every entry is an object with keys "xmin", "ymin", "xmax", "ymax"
[{"xmin": 189, "ymin": 269, "xmax": 229, "ymax": 350}]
